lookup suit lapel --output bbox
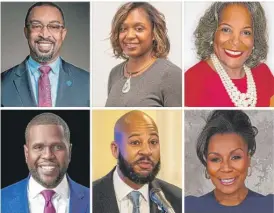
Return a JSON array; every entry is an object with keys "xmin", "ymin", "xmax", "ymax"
[
  {"xmin": 55, "ymin": 60, "xmax": 73, "ymax": 107},
  {"xmin": 149, "ymin": 181, "xmax": 161, "ymax": 213},
  {"xmin": 68, "ymin": 177, "xmax": 89, "ymax": 213},
  {"xmin": 13, "ymin": 60, "xmax": 36, "ymax": 107},
  {"xmin": 8, "ymin": 178, "xmax": 30, "ymax": 213}
]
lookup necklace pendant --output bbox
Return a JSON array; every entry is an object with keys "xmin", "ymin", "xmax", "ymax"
[{"xmin": 122, "ymin": 77, "xmax": 131, "ymax": 93}]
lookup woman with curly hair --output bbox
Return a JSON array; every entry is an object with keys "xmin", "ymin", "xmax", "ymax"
[
  {"xmin": 185, "ymin": 2, "xmax": 274, "ymax": 107},
  {"xmin": 105, "ymin": 2, "xmax": 182, "ymax": 107}
]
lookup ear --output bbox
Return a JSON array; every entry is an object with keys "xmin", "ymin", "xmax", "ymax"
[
  {"xmin": 111, "ymin": 141, "xmax": 119, "ymax": 159},
  {"xmin": 61, "ymin": 28, "xmax": 67, "ymax": 41},
  {"xmin": 68, "ymin": 143, "xmax": 72, "ymax": 162},
  {"xmin": 247, "ymin": 153, "xmax": 251, "ymax": 167},
  {"xmin": 24, "ymin": 27, "xmax": 29, "ymax": 39},
  {"xmin": 24, "ymin": 144, "xmax": 29, "ymax": 163}
]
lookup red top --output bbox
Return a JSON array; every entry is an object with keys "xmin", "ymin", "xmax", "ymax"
[{"xmin": 185, "ymin": 61, "xmax": 274, "ymax": 107}]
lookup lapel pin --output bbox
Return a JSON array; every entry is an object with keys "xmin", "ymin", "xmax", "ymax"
[{"xmin": 66, "ymin": 80, "xmax": 72, "ymax": 87}]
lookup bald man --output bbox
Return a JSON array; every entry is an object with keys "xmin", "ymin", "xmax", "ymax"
[{"xmin": 93, "ymin": 110, "xmax": 182, "ymax": 213}]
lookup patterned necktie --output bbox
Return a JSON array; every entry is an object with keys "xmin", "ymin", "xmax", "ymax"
[
  {"xmin": 38, "ymin": 65, "xmax": 52, "ymax": 107},
  {"xmin": 41, "ymin": 190, "xmax": 56, "ymax": 213},
  {"xmin": 129, "ymin": 191, "xmax": 141, "ymax": 213}
]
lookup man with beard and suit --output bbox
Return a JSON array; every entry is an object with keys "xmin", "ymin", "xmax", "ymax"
[
  {"xmin": 1, "ymin": 112, "xmax": 90, "ymax": 213},
  {"xmin": 1, "ymin": 2, "xmax": 89, "ymax": 107},
  {"xmin": 93, "ymin": 110, "xmax": 182, "ymax": 213}
]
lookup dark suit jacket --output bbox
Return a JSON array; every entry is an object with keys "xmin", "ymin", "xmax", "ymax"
[
  {"xmin": 93, "ymin": 168, "xmax": 182, "ymax": 213},
  {"xmin": 1, "ymin": 175, "xmax": 90, "ymax": 213},
  {"xmin": 1, "ymin": 57, "xmax": 89, "ymax": 107}
]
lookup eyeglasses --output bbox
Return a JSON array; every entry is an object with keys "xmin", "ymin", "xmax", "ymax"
[{"xmin": 26, "ymin": 22, "xmax": 64, "ymax": 34}]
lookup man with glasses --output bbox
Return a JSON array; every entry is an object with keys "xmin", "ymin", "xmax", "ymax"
[{"xmin": 1, "ymin": 2, "xmax": 89, "ymax": 107}]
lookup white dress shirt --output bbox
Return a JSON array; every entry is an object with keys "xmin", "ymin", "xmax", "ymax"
[
  {"xmin": 113, "ymin": 167, "xmax": 150, "ymax": 213},
  {"xmin": 28, "ymin": 175, "xmax": 70, "ymax": 213}
]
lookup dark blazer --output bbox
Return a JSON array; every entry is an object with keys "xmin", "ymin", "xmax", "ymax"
[
  {"xmin": 1, "ymin": 175, "xmax": 90, "ymax": 213},
  {"xmin": 1, "ymin": 57, "xmax": 89, "ymax": 107},
  {"xmin": 93, "ymin": 168, "xmax": 182, "ymax": 213}
]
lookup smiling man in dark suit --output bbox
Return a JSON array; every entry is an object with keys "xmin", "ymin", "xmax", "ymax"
[
  {"xmin": 1, "ymin": 2, "xmax": 89, "ymax": 107},
  {"xmin": 1, "ymin": 112, "xmax": 89, "ymax": 213},
  {"xmin": 93, "ymin": 110, "xmax": 182, "ymax": 213}
]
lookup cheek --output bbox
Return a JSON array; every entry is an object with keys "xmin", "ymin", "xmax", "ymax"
[{"xmin": 207, "ymin": 162, "xmax": 220, "ymax": 176}]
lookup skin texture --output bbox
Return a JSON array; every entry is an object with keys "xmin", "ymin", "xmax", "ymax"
[
  {"xmin": 24, "ymin": 5, "xmax": 67, "ymax": 64},
  {"xmin": 111, "ymin": 111, "xmax": 160, "ymax": 189},
  {"xmin": 206, "ymin": 133, "xmax": 250, "ymax": 206},
  {"xmin": 208, "ymin": 4, "xmax": 254, "ymax": 79},
  {"xmin": 119, "ymin": 8, "xmax": 156, "ymax": 76},
  {"xmin": 24, "ymin": 124, "xmax": 71, "ymax": 188}
]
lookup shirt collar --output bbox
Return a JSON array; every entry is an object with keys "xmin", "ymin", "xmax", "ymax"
[
  {"xmin": 27, "ymin": 55, "xmax": 61, "ymax": 75},
  {"xmin": 113, "ymin": 166, "xmax": 149, "ymax": 202},
  {"xmin": 28, "ymin": 174, "xmax": 69, "ymax": 199}
]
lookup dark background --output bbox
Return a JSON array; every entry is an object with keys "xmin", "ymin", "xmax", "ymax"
[{"xmin": 1, "ymin": 110, "xmax": 90, "ymax": 188}]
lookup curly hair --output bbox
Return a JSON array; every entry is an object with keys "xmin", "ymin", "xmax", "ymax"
[
  {"xmin": 194, "ymin": 2, "xmax": 268, "ymax": 68},
  {"xmin": 110, "ymin": 2, "xmax": 170, "ymax": 59},
  {"xmin": 196, "ymin": 110, "xmax": 258, "ymax": 167}
]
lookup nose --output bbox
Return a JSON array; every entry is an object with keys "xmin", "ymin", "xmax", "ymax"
[
  {"xmin": 41, "ymin": 147, "xmax": 55, "ymax": 159},
  {"xmin": 126, "ymin": 28, "xmax": 136, "ymax": 39},
  {"xmin": 39, "ymin": 25, "xmax": 52, "ymax": 38},
  {"xmin": 220, "ymin": 160, "xmax": 233, "ymax": 172},
  {"xmin": 230, "ymin": 32, "xmax": 241, "ymax": 46},
  {"xmin": 139, "ymin": 142, "xmax": 153, "ymax": 156}
]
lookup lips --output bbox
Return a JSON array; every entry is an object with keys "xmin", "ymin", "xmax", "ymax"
[
  {"xmin": 38, "ymin": 164, "xmax": 58, "ymax": 175},
  {"xmin": 219, "ymin": 177, "xmax": 236, "ymax": 185},
  {"xmin": 137, "ymin": 160, "xmax": 153, "ymax": 170},
  {"xmin": 224, "ymin": 49, "xmax": 244, "ymax": 58},
  {"xmin": 123, "ymin": 43, "xmax": 139, "ymax": 49}
]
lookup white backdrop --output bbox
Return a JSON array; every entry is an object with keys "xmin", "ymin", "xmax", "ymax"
[
  {"xmin": 184, "ymin": 1, "xmax": 274, "ymax": 74},
  {"xmin": 92, "ymin": 2, "xmax": 182, "ymax": 106}
]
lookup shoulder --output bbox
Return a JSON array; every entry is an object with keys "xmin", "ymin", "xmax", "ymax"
[
  {"xmin": 185, "ymin": 60, "xmax": 211, "ymax": 77},
  {"xmin": 93, "ymin": 171, "xmax": 113, "ymax": 189},
  {"xmin": 69, "ymin": 178, "xmax": 89, "ymax": 194},
  {"xmin": 1, "ymin": 178, "xmax": 28, "ymax": 199},
  {"xmin": 155, "ymin": 178, "xmax": 182, "ymax": 199},
  {"xmin": 1, "ymin": 63, "xmax": 22, "ymax": 82},
  {"xmin": 156, "ymin": 58, "xmax": 182, "ymax": 74},
  {"xmin": 109, "ymin": 61, "xmax": 125, "ymax": 77},
  {"xmin": 252, "ymin": 63, "xmax": 273, "ymax": 77},
  {"xmin": 62, "ymin": 60, "xmax": 89, "ymax": 77}
]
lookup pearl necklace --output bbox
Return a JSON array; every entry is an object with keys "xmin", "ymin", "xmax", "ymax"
[
  {"xmin": 122, "ymin": 58, "xmax": 156, "ymax": 93},
  {"xmin": 210, "ymin": 54, "xmax": 257, "ymax": 107}
]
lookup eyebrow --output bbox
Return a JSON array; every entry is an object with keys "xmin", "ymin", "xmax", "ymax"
[
  {"xmin": 207, "ymin": 148, "xmax": 244, "ymax": 156},
  {"xmin": 128, "ymin": 132, "xmax": 159, "ymax": 139},
  {"xmin": 219, "ymin": 23, "xmax": 252, "ymax": 29},
  {"xmin": 29, "ymin": 20, "xmax": 62, "ymax": 24}
]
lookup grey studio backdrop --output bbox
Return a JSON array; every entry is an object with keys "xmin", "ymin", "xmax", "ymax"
[
  {"xmin": 185, "ymin": 110, "xmax": 274, "ymax": 196},
  {"xmin": 92, "ymin": 1, "xmax": 182, "ymax": 106},
  {"xmin": 1, "ymin": 2, "xmax": 90, "ymax": 72}
]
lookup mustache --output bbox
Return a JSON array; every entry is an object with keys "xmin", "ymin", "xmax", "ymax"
[
  {"xmin": 132, "ymin": 156, "xmax": 155, "ymax": 166},
  {"xmin": 35, "ymin": 37, "xmax": 55, "ymax": 43}
]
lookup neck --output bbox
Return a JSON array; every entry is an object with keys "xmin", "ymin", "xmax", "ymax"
[
  {"xmin": 117, "ymin": 166, "xmax": 144, "ymax": 190},
  {"xmin": 214, "ymin": 185, "xmax": 248, "ymax": 206},
  {"xmin": 127, "ymin": 50, "xmax": 155, "ymax": 73},
  {"xmin": 207, "ymin": 58, "xmax": 245, "ymax": 79}
]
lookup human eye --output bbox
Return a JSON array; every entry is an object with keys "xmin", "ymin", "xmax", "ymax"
[
  {"xmin": 31, "ymin": 23, "xmax": 42, "ymax": 29},
  {"xmin": 135, "ymin": 26, "xmax": 144, "ymax": 32},
  {"xmin": 33, "ymin": 144, "xmax": 43, "ymax": 151},
  {"xmin": 210, "ymin": 157, "xmax": 221, "ymax": 163},
  {"xmin": 242, "ymin": 30, "xmax": 252, "ymax": 36},
  {"xmin": 129, "ymin": 140, "xmax": 141, "ymax": 146},
  {"xmin": 231, "ymin": 155, "xmax": 242, "ymax": 160},
  {"xmin": 221, "ymin": 27, "xmax": 231, "ymax": 33},
  {"xmin": 150, "ymin": 139, "xmax": 159, "ymax": 145},
  {"xmin": 49, "ymin": 24, "xmax": 60, "ymax": 30},
  {"xmin": 119, "ymin": 26, "xmax": 127, "ymax": 32}
]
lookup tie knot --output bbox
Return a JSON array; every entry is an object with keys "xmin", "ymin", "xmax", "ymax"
[
  {"xmin": 39, "ymin": 66, "xmax": 51, "ymax": 74},
  {"xmin": 129, "ymin": 191, "xmax": 141, "ymax": 209},
  {"xmin": 41, "ymin": 190, "xmax": 55, "ymax": 202}
]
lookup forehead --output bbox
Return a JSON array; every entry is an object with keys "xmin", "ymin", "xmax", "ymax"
[
  {"xmin": 123, "ymin": 7, "xmax": 151, "ymax": 25},
  {"xmin": 220, "ymin": 4, "xmax": 252, "ymax": 26},
  {"xmin": 28, "ymin": 124, "xmax": 65, "ymax": 144},
  {"xmin": 28, "ymin": 5, "xmax": 63, "ymax": 23},
  {"xmin": 208, "ymin": 133, "xmax": 248, "ymax": 154}
]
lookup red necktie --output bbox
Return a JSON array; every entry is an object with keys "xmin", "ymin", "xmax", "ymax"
[
  {"xmin": 41, "ymin": 190, "xmax": 56, "ymax": 213},
  {"xmin": 38, "ymin": 66, "xmax": 52, "ymax": 107}
]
